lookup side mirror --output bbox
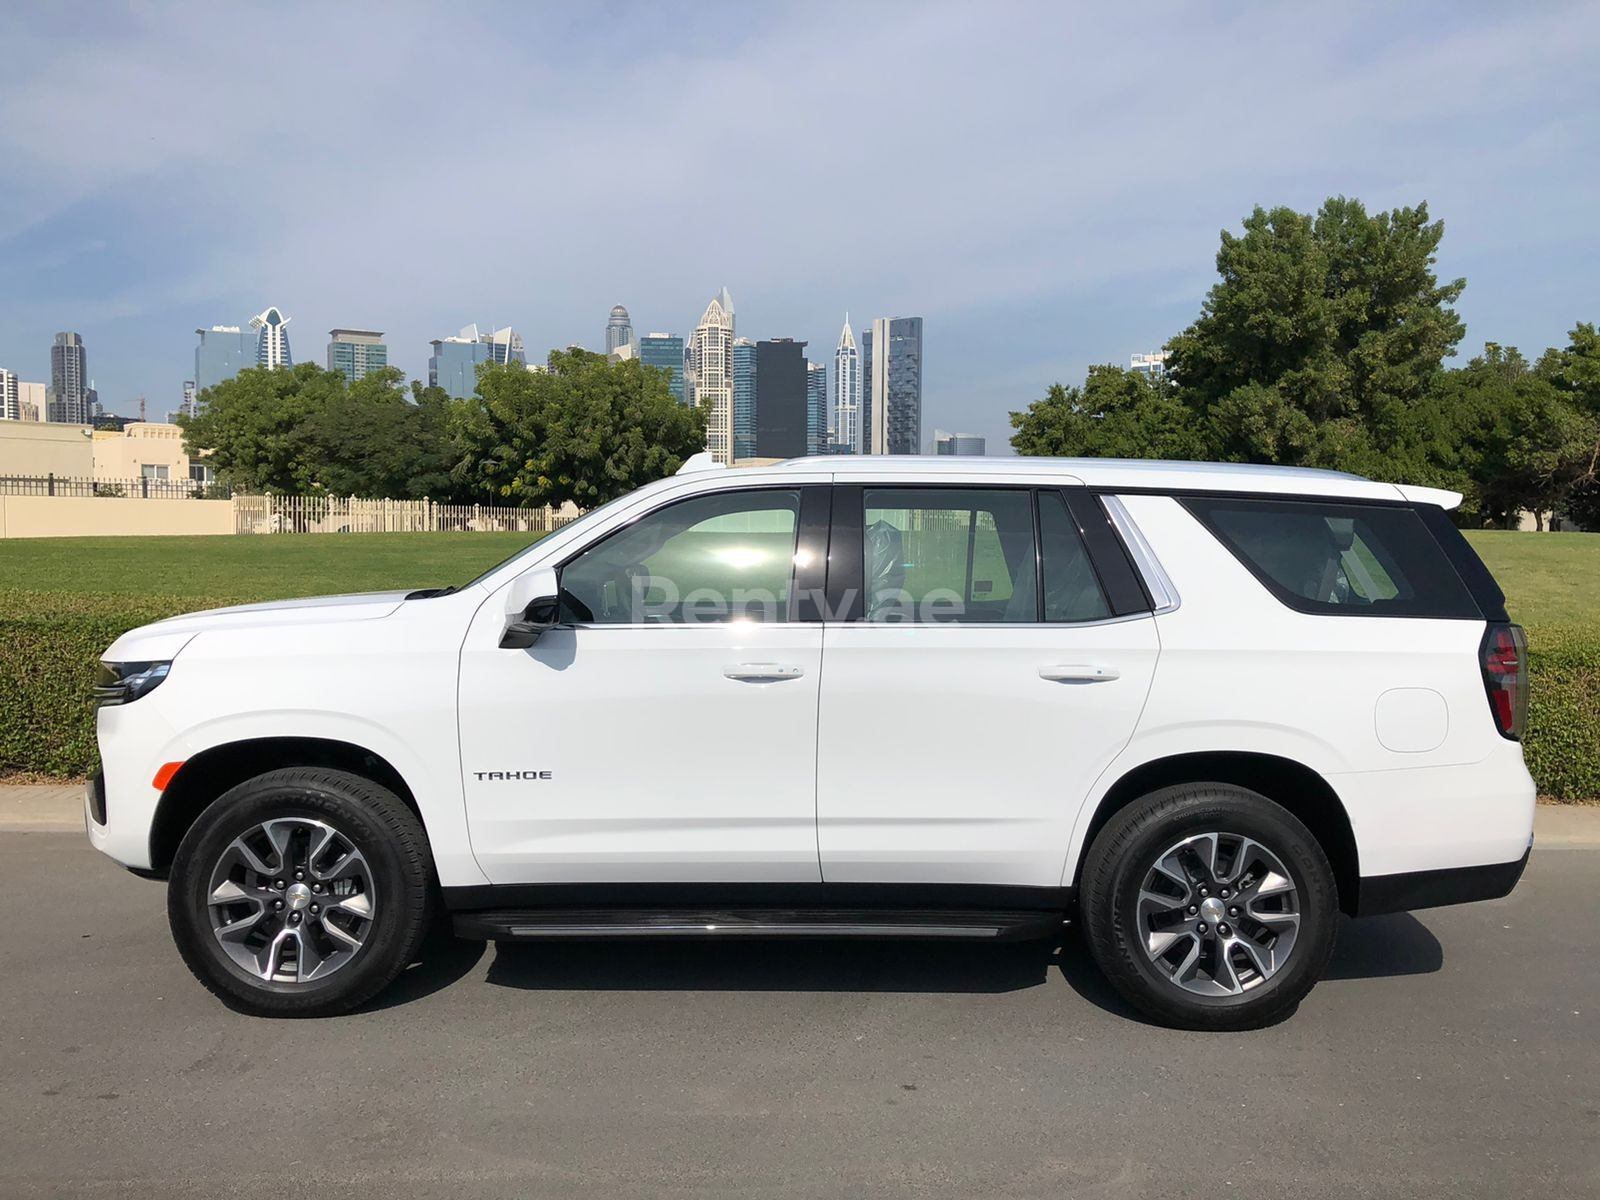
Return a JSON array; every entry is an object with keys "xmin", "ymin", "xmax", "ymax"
[{"xmin": 500, "ymin": 566, "xmax": 561, "ymax": 649}]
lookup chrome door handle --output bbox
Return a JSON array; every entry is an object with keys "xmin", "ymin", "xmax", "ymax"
[
  {"xmin": 1038, "ymin": 664, "xmax": 1120, "ymax": 682},
  {"xmin": 724, "ymin": 663, "xmax": 806, "ymax": 682}
]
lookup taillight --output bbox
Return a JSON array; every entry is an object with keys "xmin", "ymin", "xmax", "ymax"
[{"xmin": 1480, "ymin": 623, "xmax": 1528, "ymax": 740}]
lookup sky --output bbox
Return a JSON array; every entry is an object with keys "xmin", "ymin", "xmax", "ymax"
[{"xmin": 1, "ymin": 0, "xmax": 1598, "ymax": 453}]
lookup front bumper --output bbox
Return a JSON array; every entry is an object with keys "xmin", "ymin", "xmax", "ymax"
[{"xmin": 1356, "ymin": 843, "xmax": 1532, "ymax": 917}]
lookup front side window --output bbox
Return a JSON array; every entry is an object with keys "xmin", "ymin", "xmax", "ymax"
[
  {"xmin": 1181, "ymin": 495, "xmax": 1480, "ymax": 619},
  {"xmin": 861, "ymin": 488, "xmax": 1036, "ymax": 622},
  {"xmin": 560, "ymin": 489, "xmax": 801, "ymax": 624}
]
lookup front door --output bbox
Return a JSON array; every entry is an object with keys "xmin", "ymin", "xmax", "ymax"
[
  {"xmin": 816, "ymin": 486, "xmax": 1160, "ymax": 888},
  {"xmin": 458, "ymin": 485, "xmax": 829, "ymax": 884}
]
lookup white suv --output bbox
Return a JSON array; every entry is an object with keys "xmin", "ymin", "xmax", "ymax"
[{"xmin": 87, "ymin": 456, "xmax": 1534, "ymax": 1029}]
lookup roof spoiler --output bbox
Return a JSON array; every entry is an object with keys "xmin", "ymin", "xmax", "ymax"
[
  {"xmin": 676, "ymin": 452, "xmax": 726, "ymax": 475},
  {"xmin": 1394, "ymin": 484, "xmax": 1462, "ymax": 511}
]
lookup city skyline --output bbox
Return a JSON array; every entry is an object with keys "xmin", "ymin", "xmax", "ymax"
[{"xmin": 2, "ymin": 4, "xmax": 1597, "ymax": 452}]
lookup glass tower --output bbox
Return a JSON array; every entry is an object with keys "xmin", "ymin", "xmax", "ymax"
[
  {"xmin": 732, "ymin": 338, "xmax": 758, "ymax": 460},
  {"xmin": 639, "ymin": 333, "xmax": 686, "ymax": 404}
]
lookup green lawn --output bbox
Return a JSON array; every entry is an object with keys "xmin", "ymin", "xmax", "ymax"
[
  {"xmin": 1464, "ymin": 530, "xmax": 1600, "ymax": 628},
  {"xmin": 0, "ymin": 532, "xmax": 544, "ymax": 603}
]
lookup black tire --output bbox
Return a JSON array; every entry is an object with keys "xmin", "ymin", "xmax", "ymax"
[
  {"xmin": 168, "ymin": 767, "xmax": 433, "ymax": 1017},
  {"xmin": 1079, "ymin": 783, "xmax": 1337, "ymax": 1031}
]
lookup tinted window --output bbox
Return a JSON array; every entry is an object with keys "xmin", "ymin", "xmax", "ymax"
[
  {"xmin": 1038, "ymin": 493, "xmax": 1112, "ymax": 622},
  {"xmin": 560, "ymin": 489, "xmax": 800, "ymax": 624},
  {"xmin": 1181, "ymin": 496, "xmax": 1481, "ymax": 619},
  {"xmin": 861, "ymin": 488, "xmax": 1035, "ymax": 622}
]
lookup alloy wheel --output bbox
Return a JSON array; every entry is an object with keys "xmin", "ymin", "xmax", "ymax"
[
  {"xmin": 1135, "ymin": 830, "xmax": 1301, "ymax": 996},
  {"xmin": 205, "ymin": 817, "xmax": 376, "ymax": 984}
]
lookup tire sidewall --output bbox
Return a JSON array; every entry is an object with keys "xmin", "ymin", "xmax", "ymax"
[{"xmin": 168, "ymin": 773, "xmax": 426, "ymax": 1014}]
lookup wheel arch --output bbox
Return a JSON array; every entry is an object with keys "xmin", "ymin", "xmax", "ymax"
[
  {"xmin": 147, "ymin": 736, "xmax": 424, "ymax": 878},
  {"xmin": 1073, "ymin": 751, "xmax": 1362, "ymax": 916}
]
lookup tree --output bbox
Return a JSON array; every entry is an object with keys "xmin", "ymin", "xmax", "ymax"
[
  {"xmin": 1425, "ymin": 345, "xmax": 1591, "ymax": 528},
  {"xmin": 180, "ymin": 364, "xmax": 466, "ymax": 499},
  {"xmin": 454, "ymin": 348, "xmax": 707, "ymax": 509},
  {"xmin": 1166, "ymin": 197, "xmax": 1466, "ymax": 477},
  {"xmin": 1537, "ymin": 322, "xmax": 1600, "ymax": 528},
  {"xmin": 179, "ymin": 364, "xmax": 338, "ymax": 494},
  {"xmin": 1010, "ymin": 366, "xmax": 1212, "ymax": 460}
]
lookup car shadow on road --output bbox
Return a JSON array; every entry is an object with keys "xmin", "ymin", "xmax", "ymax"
[
  {"xmin": 482, "ymin": 937, "xmax": 1058, "ymax": 994},
  {"xmin": 1055, "ymin": 911, "xmax": 1445, "ymax": 1025},
  {"xmin": 363, "ymin": 910, "xmax": 1443, "ymax": 1016}
]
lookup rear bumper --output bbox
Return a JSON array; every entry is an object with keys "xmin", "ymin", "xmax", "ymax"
[{"xmin": 1356, "ymin": 843, "xmax": 1531, "ymax": 917}]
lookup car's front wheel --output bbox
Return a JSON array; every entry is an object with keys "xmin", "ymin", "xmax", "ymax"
[
  {"xmin": 1079, "ymin": 783, "xmax": 1338, "ymax": 1030},
  {"xmin": 168, "ymin": 767, "xmax": 432, "ymax": 1016}
]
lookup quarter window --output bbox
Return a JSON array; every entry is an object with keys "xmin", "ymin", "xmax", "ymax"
[
  {"xmin": 1181, "ymin": 495, "xmax": 1481, "ymax": 619},
  {"xmin": 559, "ymin": 489, "xmax": 801, "ymax": 624},
  {"xmin": 861, "ymin": 488, "xmax": 1036, "ymax": 622}
]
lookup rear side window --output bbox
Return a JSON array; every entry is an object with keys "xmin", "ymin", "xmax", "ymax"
[{"xmin": 1180, "ymin": 496, "xmax": 1481, "ymax": 619}]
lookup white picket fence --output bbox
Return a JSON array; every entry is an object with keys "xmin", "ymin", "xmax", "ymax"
[{"xmin": 234, "ymin": 495, "xmax": 577, "ymax": 535}]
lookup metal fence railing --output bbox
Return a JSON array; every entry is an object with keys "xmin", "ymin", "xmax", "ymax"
[
  {"xmin": 0, "ymin": 473, "xmax": 231, "ymax": 500},
  {"xmin": 233, "ymin": 495, "xmax": 576, "ymax": 535}
]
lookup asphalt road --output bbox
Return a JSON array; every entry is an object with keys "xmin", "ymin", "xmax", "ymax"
[{"xmin": 2, "ymin": 830, "xmax": 1597, "ymax": 1200}]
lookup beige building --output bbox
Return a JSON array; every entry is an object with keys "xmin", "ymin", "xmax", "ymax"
[
  {"xmin": 0, "ymin": 420, "xmax": 95, "ymax": 478},
  {"xmin": 92, "ymin": 422, "xmax": 197, "ymax": 483}
]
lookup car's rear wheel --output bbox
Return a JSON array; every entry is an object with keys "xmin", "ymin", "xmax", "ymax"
[
  {"xmin": 1079, "ymin": 783, "xmax": 1338, "ymax": 1030},
  {"xmin": 168, "ymin": 768, "xmax": 432, "ymax": 1017}
]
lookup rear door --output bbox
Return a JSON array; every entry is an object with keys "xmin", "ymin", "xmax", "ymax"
[{"xmin": 815, "ymin": 485, "xmax": 1160, "ymax": 887}]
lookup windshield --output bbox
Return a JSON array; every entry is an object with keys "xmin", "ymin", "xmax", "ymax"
[{"xmin": 455, "ymin": 490, "xmax": 645, "ymax": 592}]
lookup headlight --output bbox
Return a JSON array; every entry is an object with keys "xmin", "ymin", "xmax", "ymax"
[{"xmin": 94, "ymin": 660, "xmax": 171, "ymax": 707}]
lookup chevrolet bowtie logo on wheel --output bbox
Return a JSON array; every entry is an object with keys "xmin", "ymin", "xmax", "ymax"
[{"xmin": 473, "ymin": 771, "xmax": 553, "ymax": 781}]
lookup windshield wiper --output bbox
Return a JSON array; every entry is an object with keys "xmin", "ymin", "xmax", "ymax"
[{"xmin": 404, "ymin": 585, "xmax": 459, "ymax": 600}]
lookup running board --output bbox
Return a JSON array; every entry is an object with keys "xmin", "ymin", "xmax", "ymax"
[{"xmin": 454, "ymin": 908, "xmax": 1065, "ymax": 943}]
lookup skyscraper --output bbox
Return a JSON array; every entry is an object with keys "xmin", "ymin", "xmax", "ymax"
[
  {"xmin": 47, "ymin": 332, "xmax": 90, "ymax": 424},
  {"xmin": 178, "ymin": 380, "xmax": 198, "ymax": 422},
  {"xmin": 0, "ymin": 368, "xmax": 18, "ymax": 421},
  {"xmin": 867, "ymin": 316, "xmax": 923, "ymax": 455},
  {"xmin": 327, "ymin": 329, "xmax": 389, "ymax": 381},
  {"xmin": 732, "ymin": 337, "xmax": 757, "ymax": 460},
  {"xmin": 806, "ymin": 360, "xmax": 827, "ymax": 457},
  {"xmin": 831, "ymin": 314, "xmax": 861, "ymax": 454},
  {"xmin": 638, "ymin": 333, "xmax": 687, "ymax": 403},
  {"xmin": 194, "ymin": 326, "xmax": 254, "ymax": 393},
  {"xmin": 690, "ymin": 289, "xmax": 735, "ymax": 464},
  {"xmin": 427, "ymin": 324, "xmax": 526, "ymax": 399},
  {"xmin": 250, "ymin": 307, "xmax": 293, "ymax": 370},
  {"xmin": 860, "ymin": 324, "xmax": 873, "ymax": 453},
  {"xmin": 605, "ymin": 305, "xmax": 634, "ymax": 355},
  {"xmin": 754, "ymin": 338, "xmax": 808, "ymax": 459},
  {"xmin": 933, "ymin": 429, "xmax": 986, "ymax": 456}
]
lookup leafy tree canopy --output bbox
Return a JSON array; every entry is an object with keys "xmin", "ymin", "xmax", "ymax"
[
  {"xmin": 453, "ymin": 348, "xmax": 706, "ymax": 509},
  {"xmin": 1166, "ymin": 196, "xmax": 1465, "ymax": 474},
  {"xmin": 180, "ymin": 365, "xmax": 469, "ymax": 500},
  {"xmin": 1010, "ymin": 366, "xmax": 1212, "ymax": 461}
]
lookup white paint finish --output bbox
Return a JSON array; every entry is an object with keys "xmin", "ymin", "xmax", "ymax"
[
  {"xmin": 816, "ymin": 619, "xmax": 1159, "ymax": 886},
  {"xmin": 97, "ymin": 591, "xmax": 488, "ymax": 886},
  {"xmin": 1375, "ymin": 688, "xmax": 1449, "ymax": 753},
  {"xmin": 1058, "ymin": 493, "xmax": 1532, "ymax": 884},
  {"xmin": 457, "ymin": 605, "xmax": 823, "ymax": 883},
  {"xmin": 89, "ymin": 458, "xmax": 1536, "ymax": 907}
]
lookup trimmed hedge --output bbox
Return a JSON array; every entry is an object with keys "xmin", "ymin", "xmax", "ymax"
[{"xmin": 2, "ymin": 590, "xmax": 1596, "ymax": 798}]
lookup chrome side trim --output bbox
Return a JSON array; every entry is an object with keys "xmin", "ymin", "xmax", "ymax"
[{"xmin": 1102, "ymin": 495, "xmax": 1181, "ymax": 614}]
